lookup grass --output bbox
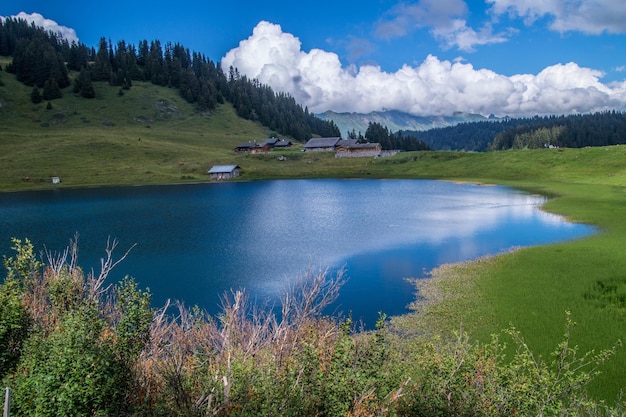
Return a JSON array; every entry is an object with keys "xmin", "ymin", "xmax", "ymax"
[
  {"xmin": 3, "ymin": 66, "xmax": 626, "ymax": 401},
  {"xmin": 0, "ymin": 71, "xmax": 273, "ymax": 190},
  {"xmin": 393, "ymin": 180, "xmax": 626, "ymax": 401}
]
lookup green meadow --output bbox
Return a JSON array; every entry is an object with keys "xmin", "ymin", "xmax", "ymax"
[{"xmin": 2, "ymin": 67, "xmax": 626, "ymax": 401}]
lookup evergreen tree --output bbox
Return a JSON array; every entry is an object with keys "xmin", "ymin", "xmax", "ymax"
[
  {"xmin": 30, "ymin": 86, "xmax": 42, "ymax": 104},
  {"xmin": 42, "ymin": 77, "xmax": 62, "ymax": 100},
  {"xmin": 365, "ymin": 122, "xmax": 430, "ymax": 151},
  {"xmin": 12, "ymin": 37, "xmax": 69, "ymax": 88},
  {"xmin": 148, "ymin": 40, "xmax": 165, "ymax": 85},
  {"xmin": 93, "ymin": 37, "xmax": 112, "ymax": 81},
  {"xmin": 74, "ymin": 66, "xmax": 95, "ymax": 99},
  {"xmin": 67, "ymin": 42, "xmax": 89, "ymax": 71}
]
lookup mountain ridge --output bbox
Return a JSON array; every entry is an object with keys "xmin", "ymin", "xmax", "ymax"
[{"xmin": 316, "ymin": 109, "xmax": 492, "ymax": 137}]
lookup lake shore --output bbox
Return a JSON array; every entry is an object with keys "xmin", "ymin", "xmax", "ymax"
[{"xmin": 394, "ymin": 178, "xmax": 626, "ymax": 401}]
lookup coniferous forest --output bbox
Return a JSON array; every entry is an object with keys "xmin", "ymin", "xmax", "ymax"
[
  {"xmin": 0, "ymin": 17, "xmax": 340, "ymax": 141},
  {"xmin": 361, "ymin": 122, "xmax": 431, "ymax": 151},
  {"xmin": 404, "ymin": 111, "xmax": 626, "ymax": 151}
]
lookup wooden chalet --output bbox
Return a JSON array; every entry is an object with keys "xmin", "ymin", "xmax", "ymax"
[
  {"xmin": 208, "ymin": 165, "xmax": 241, "ymax": 180},
  {"xmin": 236, "ymin": 138, "xmax": 293, "ymax": 153},
  {"xmin": 261, "ymin": 137, "xmax": 280, "ymax": 147},
  {"xmin": 234, "ymin": 142, "xmax": 270, "ymax": 154},
  {"xmin": 335, "ymin": 141, "xmax": 382, "ymax": 158},
  {"xmin": 303, "ymin": 137, "xmax": 341, "ymax": 152},
  {"xmin": 272, "ymin": 139, "xmax": 293, "ymax": 149}
]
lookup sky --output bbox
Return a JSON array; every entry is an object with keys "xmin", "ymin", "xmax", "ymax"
[{"xmin": 2, "ymin": 0, "xmax": 626, "ymax": 117}]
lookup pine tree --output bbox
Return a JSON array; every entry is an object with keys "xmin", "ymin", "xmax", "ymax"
[
  {"xmin": 93, "ymin": 37, "xmax": 112, "ymax": 81},
  {"xmin": 42, "ymin": 78, "xmax": 62, "ymax": 100},
  {"xmin": 74, "ymin": 67, "xmax": 95, "ymax": 99},
  {"xmin": 67, "ymin": 42, "xmax": 89, "ymax": 71},
  {"xmin": 30, "ymin": 86, "xmax": 42, "ymax": 104}
]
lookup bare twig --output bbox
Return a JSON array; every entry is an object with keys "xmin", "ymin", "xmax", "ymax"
[{"xmin": 88, "ymin": 237, "xmax": 137, "ymax": 298}]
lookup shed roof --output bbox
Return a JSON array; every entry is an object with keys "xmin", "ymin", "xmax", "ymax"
[
  {"xmin": 273, "ymin": 139, "xmax": 292, "ymax": 147},
  {"xmin": 235, "ymin": 142, "xmax": 260, "ymax": 149},
  {"xmin": 208, "ymin": 165, "xmax": 240, "ymax": 174},
  {"xmin": 261, "ymin": 137, "xmax": 280, "ymax": 146},
  {"xmin": 347, "ymin": 142, "xmax": 381, "ymax": 149},
  {"xmin": 304, "ymin": 137, "xmax": 341, "ymax": 148},
  {"xmin": 336, "ymin": 139, "xmax": 359, "ymax": 148}
]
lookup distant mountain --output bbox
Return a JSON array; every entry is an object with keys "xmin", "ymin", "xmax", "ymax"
[{"xmin": 316, "ymin": 110, "xmax": 490, "ymax": 137}]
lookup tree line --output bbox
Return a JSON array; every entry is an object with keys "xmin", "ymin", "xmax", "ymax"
[
  {"xmin": 0, "ymin": 17, "xmax": 340, "ymax": 141},
  {"xmin": 347, "ymin": 122, "xmax": 431, "ymax": 151},
  {"xmin": 489, "ymin": 111, "xmax": 626, "ymax": 150},
  {"xmin": 405, "ymin": 111, "xmax": 626, "ymax": 151}
]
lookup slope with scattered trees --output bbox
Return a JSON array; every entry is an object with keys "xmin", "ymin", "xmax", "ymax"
[{"xmin": 0, "ymin": 17, "xmax": 340, "ymax": 142}]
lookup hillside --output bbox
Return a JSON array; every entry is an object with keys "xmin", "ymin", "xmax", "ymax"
[
  {"xmin": 0, "ymin": 17, "xmax": 340, "ymax": 144},
  {"xmin": 0, "ymin": 64, "xmax": 426, "ymax": 191},
  {"xmin": 0, "ymin": 63, "xmax": 276, "ymax": 189}
]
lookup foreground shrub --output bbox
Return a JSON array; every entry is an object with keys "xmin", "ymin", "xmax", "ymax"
[
  {"xmin": 1, "ymin": 238, "xmax": 623, "ymax": 416},
  {"xmin": 394, "ymin": 315, "xmax": 621, "ymax": 416},
  {"xmin": 1, "ymin": 237, "xmax": 153, "ymax": 417},
  {"xmin": 127, "ymin": 268, "xmax": 409, "ymax": 416}
]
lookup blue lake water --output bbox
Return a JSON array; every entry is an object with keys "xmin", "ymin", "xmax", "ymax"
[{"xmin": 0, "ymin": 179, "xmax": 594, "ymax": 327}]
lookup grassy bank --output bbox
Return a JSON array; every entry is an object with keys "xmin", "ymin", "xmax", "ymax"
[{"xmin": 392, "ymin": 178, "xmax": 626, "ymax": 401}]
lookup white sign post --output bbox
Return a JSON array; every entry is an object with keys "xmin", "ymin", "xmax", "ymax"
[{"xmin": 3, "ymin": 387, "xmax": 10, "ymax": 417}]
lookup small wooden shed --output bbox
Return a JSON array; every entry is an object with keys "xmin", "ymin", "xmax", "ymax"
[
  {"xmin": 335, "ymin": 142, "xmax": 382, "ymax": 157},
  {"xmin": 235, "ymin": 142, "xmax": 270, "ymax": 154},
  {"xmin": 208, "ymin": 165, "xmax": 241, "ymax": 180}
]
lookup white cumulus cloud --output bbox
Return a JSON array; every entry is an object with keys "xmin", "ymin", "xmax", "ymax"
[
  {"xmin": 221, "ymin": 21, "xmax": 626, "ymax": 117},
  {"xmin": 487, "ymin": 0, "xmax": 626, "ymax": 34},
  {"xmin": 375, "ymin": 0, "xmax": 509, "ymax": 52},
  {"xmin": 1, "ymin": 12, "xmax": 79, "ymax": 43}
]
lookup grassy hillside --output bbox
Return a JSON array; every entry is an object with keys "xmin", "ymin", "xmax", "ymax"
[{"xmin": 0, "ymin": 66, "xmax": 274, "ymax": 190}]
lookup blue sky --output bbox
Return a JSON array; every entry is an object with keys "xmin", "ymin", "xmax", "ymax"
[{"xmin": 2, "ymin": 0, "xmax": 626, "ymax": 117}]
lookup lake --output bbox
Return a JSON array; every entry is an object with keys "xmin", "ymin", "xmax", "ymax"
[{"xmin": 0, "ymin": 179, "xmax": 594, "ymax": 327}]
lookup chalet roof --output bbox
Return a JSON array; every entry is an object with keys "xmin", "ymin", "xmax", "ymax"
[
  {"xmin": 208, "ymin": 165, "xmax": 240, "ymax": 174},
  {"xmin": 273, "ymin": 139, "xmax": 293, "ymax": 147},
  {"xmin": 261, "ymin": 137, "xmax": 280, "ymax": 146},
  {"xmin": 235, "ymin": 142, "xmax": 260, "ymax": 149},
  {"xmin": 304, "ymin": 137, "xmax": 341, "ymax": 148},
  {"xmin": 347, "ymin": 142, "xmax": 381, "ymax": 149},
  {"xmin": 336, "ymin": 139, "xmax": 359, "ymax": 148}
]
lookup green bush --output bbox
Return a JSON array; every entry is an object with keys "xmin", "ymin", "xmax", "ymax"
[
  {"xmin": 1, "ymin": 237, "xmax": 154, "ymax": 416},
  {"xmin": 9, "ymin": 305, "xmax": 130, "ymax": 416},
  {"xmin": 0, "ymin": 277, "xmax": 30, "ymax": 379}
]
